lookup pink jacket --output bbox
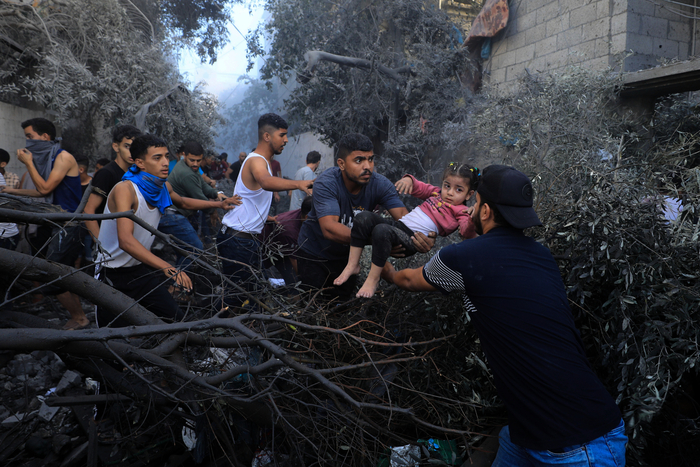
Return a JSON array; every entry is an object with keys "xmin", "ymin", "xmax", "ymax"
[{"xmin": 406, "ymin": 174, "xmax": 477, "ymax": 239}]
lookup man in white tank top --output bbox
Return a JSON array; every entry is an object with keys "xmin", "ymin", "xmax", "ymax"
[
  {"xmin": 95, "ymin": 134, "xmax": 240, "ymax": 327},
  {"xmin": 218, "ymin": 113, "xmax": 313, "ymax": 308}
]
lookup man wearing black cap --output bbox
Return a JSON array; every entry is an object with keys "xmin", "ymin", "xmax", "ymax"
[{"xmin": 383, "ymin": 165, "xmax": 626, "ymax": 466}]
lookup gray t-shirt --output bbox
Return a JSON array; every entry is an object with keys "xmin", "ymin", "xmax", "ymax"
[
  {"xmin": 298, "ymin": 167, "xmax": 405, "ymax": 260},
  {"xmin": 289, "ymin": 165, "xmax": 315, "ymax": 211}
]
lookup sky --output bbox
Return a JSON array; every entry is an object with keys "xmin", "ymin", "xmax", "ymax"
[{"xmin": 178, "ymin": 3, "xmax": 265, "ymax": 101}]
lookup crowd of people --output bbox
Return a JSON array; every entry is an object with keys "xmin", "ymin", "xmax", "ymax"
[{"xmin": 0, "ymin": 113, "xmax": 628, "ymax": 466}]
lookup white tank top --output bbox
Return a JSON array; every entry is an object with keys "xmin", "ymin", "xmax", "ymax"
[
  {"xmin": 97, "ymin": 181, "xmax": 161, "ymax": 269},
  {"xmin": 221, "ymin": 153, "xmax": 273, "ymax": 234}
]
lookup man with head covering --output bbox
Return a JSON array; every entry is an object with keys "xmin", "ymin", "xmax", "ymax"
[
  {"xmin": 383, "ymin": 165, "xmax": 626, "ymax": 466},
  {"xmin": 2, "ymin": 118, "xmax": 87, "ymax": 329}
]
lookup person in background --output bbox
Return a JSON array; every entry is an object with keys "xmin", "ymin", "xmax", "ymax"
[
  {"xmin": 161, "ymin": 140, "xmax": 229, "ymax": 269},
  {"xmin": 268, "ymin": 154, "xmax": 283, "ymax": 215},
  {"xmin": 0, "ymin": 148, "xmax": 19, "ymax": 189},
  {"xmin": 94, "ymin": 157, "xmax": 111, "ymax": 173},
  {"xmin": 289, "ymin": 150, "xmax": 321, "ymax": 211},
  {"xmin": 0, "ymin": 149, "xmax": 19, "ymax": 310},
  {"xmin": 261, "ymin": 196, "xmax": 313, "ymax": 285},
  {"xmin": 0, "ymin": 148, "xmax": 20, "ymax": 250},
  {"xmin": 76, "ymin": 156, "xmax": 92, "ymax": 194},
  {"xmin": 209, "ymin": 152, "xmax": 229, "ymax": 180},
  {"xmin": 1, "ymin": 118, "xmax": 88, "ymax": 329},
  {"xmin": 383, "ymin": 165, "xmax": 626, "ymax": 466},
  {"xmin": 74, "ymin": 155, "xmax": 93, "ymax": 268},
  {"xmin": 226, "ymin": 151, "xmax": 247, "ymax": 185},
  {"xmin": 83, "ymin": 125, "xmax": 143, "ymax": 242}
]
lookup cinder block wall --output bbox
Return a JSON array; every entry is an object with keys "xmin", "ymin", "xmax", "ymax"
[
  {"xmin": 624, "ymin": 0, "xmax": 698, "ymax": 70},
  {"xmin": 485, "ymin": 0, "xmax": 699, "ymax": 91}
]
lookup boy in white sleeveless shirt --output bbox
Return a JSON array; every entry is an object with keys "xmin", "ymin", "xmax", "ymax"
[
  {"xmin": 219, "ymin": 114, "xmax": 313, "ymax": 307},
  {"xmin": 96, "ymin": 134, "xmax": 240, "ymax": 327}
]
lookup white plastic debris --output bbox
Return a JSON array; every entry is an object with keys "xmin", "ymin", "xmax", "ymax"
[
  {"xmin": 268, "ymin": 278, "xmax": 285, "ymax": 288},
  {"xmin": 182, "ymin": 425, "xmax": 197, "ymax": 451},
  {"xmin": 390, "ymin": 445, "xmax": 421, "ymax": 466}
]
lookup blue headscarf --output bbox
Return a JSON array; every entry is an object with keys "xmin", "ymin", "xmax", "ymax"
[{"xmin": 122, "ymin": 165, "xmax": 172, "ymax": 213}]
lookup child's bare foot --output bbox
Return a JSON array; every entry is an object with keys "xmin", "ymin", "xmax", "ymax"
[
  {"xmin": 356, "ymin": 276, "xmax": 381, "ymax": 298},
  {"xmin": 334, "ymin": 264, "xmax": 360, "ymax": 286}
]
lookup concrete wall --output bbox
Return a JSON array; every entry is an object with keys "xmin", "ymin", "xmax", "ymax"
[
  {"xmin": 0, "ymin": 101, "xmax": 47, "ymax": 176},
  {"xmin": 485, "ymin": 0, "xmax": 700, "ymax": 91},
  {"xmin": 624, "ymin": 0, "xmax": 697, "ymax": 70}
]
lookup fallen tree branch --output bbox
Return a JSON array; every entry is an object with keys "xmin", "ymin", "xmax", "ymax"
[{"xmin": 300, "ymin": 50, "xmax": 415, "ymax": 84}]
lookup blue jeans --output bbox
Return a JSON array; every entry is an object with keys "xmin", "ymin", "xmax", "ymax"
[
  {"xmin": 158, "ymin": 211, "xmax": 203, "ymax": 269},
  {"xmin": 492, "ymin": 420, "xmax": 627, "ymax": 467},
  {"xmin": 217, "ymin": 230, "xmax": 261, "ymax": 307}
]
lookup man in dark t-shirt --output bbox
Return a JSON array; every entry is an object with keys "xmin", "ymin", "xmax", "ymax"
[
  {"xmin": 296, "ymin": 133, "xmax": 434, "ymax": 299},
  {"xmin": 384, "ymin": 165, "xmax": 626, "ymax": 465},
  {"xmin": 226, "ymin": 151, "xmax": 247, "ymax": 185},
  {"xmin": 83, "ymin": 125, "xmax": 142, "ymax": 241}
]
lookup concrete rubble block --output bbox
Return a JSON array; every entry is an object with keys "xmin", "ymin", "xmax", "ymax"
[
  {"xmin": 1, "ymin": 411, "xmax": 36, "ymax": 427},
  {"xmin": 56, "ymin": 370, "xmax": 82, "ymax": 395},
  {"xmin": 38, "ymin": 401, "xmax": 60, "ymax": 422},
  {"xmin": 8, "ymin": 353, "xmax": 40, "ymax": 377},
  {"xmin": 52, "ymin": 433, "xmax": 72, "ymax": 455}
]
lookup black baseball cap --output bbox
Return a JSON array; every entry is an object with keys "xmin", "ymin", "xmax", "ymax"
[{"xmin": 476, "ymin": 165, "xmax": 542, "ymax": 229}]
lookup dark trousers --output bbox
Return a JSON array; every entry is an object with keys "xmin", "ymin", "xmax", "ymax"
[
  {"xmin": 217, "ymin": 230, "xmax": 261, "ymax": 307},
  {"xmin": 96, "ymin": 264, "xmax": 183, "ymax": 327},
  {"xmin": 350, "ymin": 211, "xmax": 416, "ymax": 267},
  {"xmin": 298, "ymin": 254, "xmax": 357, "ymax": 301}
]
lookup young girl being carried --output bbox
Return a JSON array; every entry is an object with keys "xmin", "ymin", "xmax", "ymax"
[{"xmin": 334, "ymin": 163, "xmax": 480, "ymax": 298}]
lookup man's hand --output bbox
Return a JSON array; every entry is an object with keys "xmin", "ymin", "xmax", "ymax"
[
  {"xmin": 220, "ymin": 195, "xmax": 242, "ymax": 210},
  {"xmin": 165, "ymin": 267, "xmax": 192, "ymax": 292},
  {"xmin": 16, "ymin": 148, "xmax": 33, "ymax": 166},
  {"xmin": 273, "ymin": 192, "xmax": 280, "ymax": 202},
  {"xmin": 297, "ymin": 179, "xmax": 313, "ymax": 196},
  {"xmin": 412, "ymin": 231, "xmax": 436, "ymax": 253},
  {"xmin": 389, "ymin": 231, "xmax": 436, "ymax": 257},
  {"xmin": 217, "ymin": 192, "xmax": 227, "ymax": 201},
  {"xmin": 394, "ymin": 176, "xmax": 413, "ymax": 194}
]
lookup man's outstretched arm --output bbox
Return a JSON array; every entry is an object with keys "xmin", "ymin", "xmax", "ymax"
[{"xmin": 382, "ymin": 264, "xmax": 437, "ymax": 292}]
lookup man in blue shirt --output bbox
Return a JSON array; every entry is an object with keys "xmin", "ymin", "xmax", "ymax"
[
  {"xmin": 384, "ymin": 165, "xmax": 626, "ymax": 466},
  {"xmin": 297, "ymin": 133, "xmax": 434, "ymax": 299}
]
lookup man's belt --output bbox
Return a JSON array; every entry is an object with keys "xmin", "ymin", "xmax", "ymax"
[{"xmin": 221, "ymin": 226, "xmax": 257, "ymax": 241}]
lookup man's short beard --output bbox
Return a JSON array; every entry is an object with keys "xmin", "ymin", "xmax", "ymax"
[{"xmin": 473, "ymin": 204, "xmax": 483, "ymax": 235}]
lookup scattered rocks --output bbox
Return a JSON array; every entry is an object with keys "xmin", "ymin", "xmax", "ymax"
[
  {"xmin": 0, "ymin": 352, "xmax": 88, "ymax": 465},
  {"xmin": 56, "ymin": 370, "xmax": 82, "ymax": 395}
]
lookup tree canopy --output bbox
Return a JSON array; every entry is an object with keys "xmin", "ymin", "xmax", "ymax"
[
  {"xmin": 246, "ymin": 0, "xmax": 484, "ymax": 181},
  {"xmin": 0, "ymin": 0, "xmax": 234, "ymax": 157}
]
